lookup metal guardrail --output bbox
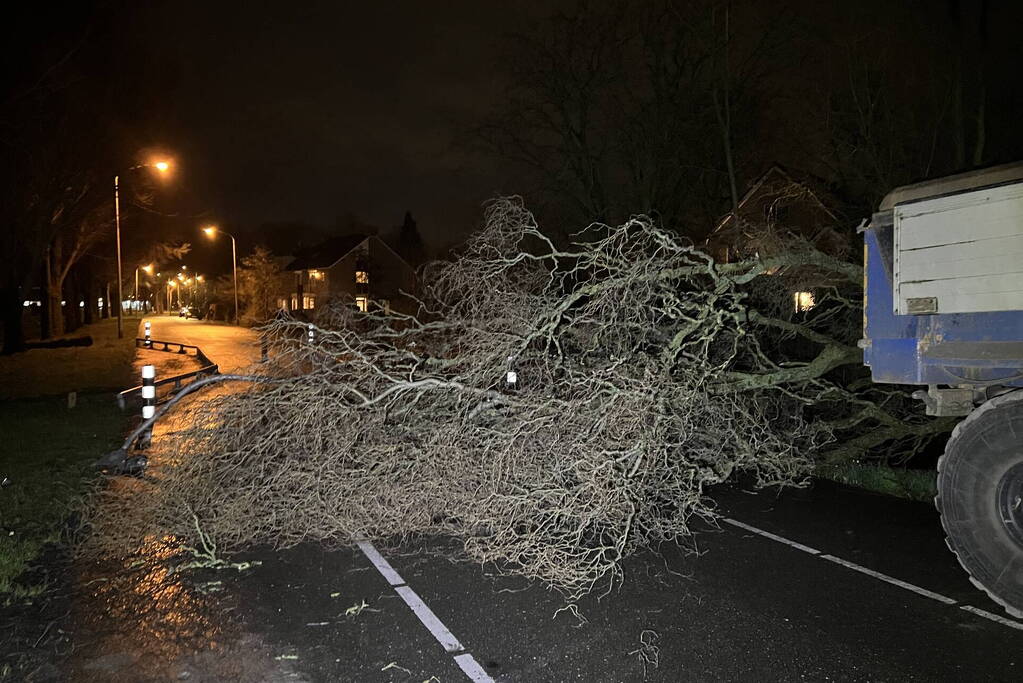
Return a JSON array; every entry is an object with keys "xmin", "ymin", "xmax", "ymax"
[
  {"xmin": 135, "ymin": 337, "xmax": 212, "ymax": 363},
  {"xmin": 117, "ymin": 337, "xmax": 219, "ymax": 410}
]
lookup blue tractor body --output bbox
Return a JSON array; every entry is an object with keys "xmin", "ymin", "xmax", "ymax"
[{"xmin": 862, "ymin": 224, "xmax": 1023, "ymax": 388}]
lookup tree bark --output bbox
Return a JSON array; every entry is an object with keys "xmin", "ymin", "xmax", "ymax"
[
  {"xmin": 83, "ymin": 275, "xmax": 94, "ymax": 325},
  {"xmin": 65, "ymin": 272, "xmax": 81, "ymax": 334}
]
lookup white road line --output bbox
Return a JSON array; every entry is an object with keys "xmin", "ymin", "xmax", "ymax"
[
  {"xmin": 454, "ymin": 653, "xmax": 496, "ymax": 682},
  {"xmin": 726, "ymin": 517, "xmax": 1023, "ymax": 632},
  {"xmin": 722, "ymin": 517, "xmax": 822, "ymax": 555},
  {"xmin": 356, "ymin": 540, "xmax": 496, "ymax": 682},
  {"xmin": 960, "ymin": 605, "xmax": 1023, "ymax": 631},
  {"xmin": 355, "ymin": 540, "xmax": 406, "ymax": 586},
  {"xmin": 395, "ymin": 585, "xmax": 465, "ymax": 653},
  {"xmin": 820, "ymin": 554, "xmax": 958, "ymax": 605}
]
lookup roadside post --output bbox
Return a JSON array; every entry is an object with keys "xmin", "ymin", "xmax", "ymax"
[
  {"xmin": 307, "ymin": 323, "xmax": 315, "ymax": 345},
  {"xmin": 139, "ymin": 364, "xmax": 156, "ymax": 449},
  {"xmin": 506, "ymin": 355, "xmax": 518, "ymax": 393},
  {"xmin": 144, "ymin": 320, "xmax": 152, "ymax": 348}
]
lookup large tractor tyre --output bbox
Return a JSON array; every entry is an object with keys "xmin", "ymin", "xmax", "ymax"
[{"xmin": 937, "ymin": 390, "xmax": 1023, "ymax": 618}]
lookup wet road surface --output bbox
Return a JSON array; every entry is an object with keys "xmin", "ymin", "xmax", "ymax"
[
  {"xmin": 140, "ymin": 316, "xmax": 261, "ymax": 373},
  {"xmin": 59, "ymin": 318, "xmax": 1023, "ymax": 681}
]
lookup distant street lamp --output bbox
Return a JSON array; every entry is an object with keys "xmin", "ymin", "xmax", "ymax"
[
  {"xmin": 135, "ymin": 263, "xmax": 154, "ymax": 310},
  {"xmin": 203, "ymin": 226, "xmax": 239, "ymax": 325},
  {"xmin": 115, "ymin": 159, "xmax": 172, "ymax": 338}
]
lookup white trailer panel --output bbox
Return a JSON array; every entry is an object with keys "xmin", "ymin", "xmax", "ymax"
[{"xmin": 893, "ymin": 181, "xmax": 1023, "ymax": 315}]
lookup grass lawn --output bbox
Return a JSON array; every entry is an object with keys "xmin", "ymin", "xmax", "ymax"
[
  {"xmin": 0, "ymin": 394, "xmax": 125, "ymax": 599},
  {"xmin": 0, "ymin": 317, "xmax": 138, "ymax": 399},
  {"xmin": 0, "ymin": 317, "xmax": 137, "ymax": 600}
]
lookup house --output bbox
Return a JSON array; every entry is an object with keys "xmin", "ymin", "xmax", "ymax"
[
  {"xmin": 705, "ymin": 165, "xmax": 847, "ymax": 264},
  {"xmin": 282, "ymin": 234, "xmax": 417, "ymax": 314},
  {"xmin": 705, "ymin": 166, "xmax": 850, "ymax": 312}
]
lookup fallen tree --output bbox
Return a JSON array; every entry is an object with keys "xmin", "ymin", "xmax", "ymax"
[{"xmin": 84, "ymin": 198, "xmax": 946, "ymax": 597}]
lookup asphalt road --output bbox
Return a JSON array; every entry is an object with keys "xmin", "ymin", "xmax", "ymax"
[
  {"xmin": 70, "ymin": 318, "xmax": 1022, "ymax": 682},
  {"xmin": 140, "ymin": 315, "xmax": 261, "ymax": 372}
]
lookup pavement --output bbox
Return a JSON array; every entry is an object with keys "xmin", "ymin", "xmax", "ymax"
[{"xmin": 64, "ymin": 318, "xmax": 1023, "ymax": 682}]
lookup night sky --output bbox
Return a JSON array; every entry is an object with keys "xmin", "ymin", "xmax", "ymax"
[
  {"xmin": 89, "ymin": 1, "xmax": 565, "ymax": 248},
  {"xmin": 7, "ymin": 0, "xmax": 1023, "ymax": 259},
  {"xmin": 139, "ymin": 3, "xmax": 538, "ymax": 243}
]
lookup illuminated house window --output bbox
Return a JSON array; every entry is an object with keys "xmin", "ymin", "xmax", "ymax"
[
  {"xmin": 793, "ymin": 291, "xmax": 815, "ymax": 312},
  {"xmin": 308, "ymin": 269, "xmax": 323, "ymax": 281},
  {"xmin": 355, "ymin": 296, "xmax": 369, "ymax": 312},
  {"xmin": 303, "ymin": 294, "xmax": 315, "ymax": 310},
  {"xmin": 355, "ymin": 270, "xmax": 369, "ymax": 284}
]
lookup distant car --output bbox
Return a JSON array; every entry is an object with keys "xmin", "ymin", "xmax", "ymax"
[{"xmin": 179, "ymin": 306, "xmax": 200, "ymax": 319}]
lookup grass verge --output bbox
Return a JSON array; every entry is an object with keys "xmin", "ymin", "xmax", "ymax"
[
  {"xmin": 0, "ymin": 317, "xmax": 137, "ymax": 400},
  {"xmin": 816, "ymin": 462, "xmax": 937, "ymax": 502},
  {"xmin": 0, "ymin": 394, "xmax": 125, "ymax": 601}
]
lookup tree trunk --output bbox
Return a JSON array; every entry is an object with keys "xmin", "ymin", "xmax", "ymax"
[
  {"xmin": 64, "ymin": 274, "xmax": 81, "ymax": 334},
  {"xmin": 0, "ymin": 287, "xmax": 26, "ymax": 355},
  {"xmin": 48, "ymin": 293, "xmax": 65, "ymax": 338},
  {"xmin": 83, "ymin": 277, "xmax": 94, "ymax": 325}
]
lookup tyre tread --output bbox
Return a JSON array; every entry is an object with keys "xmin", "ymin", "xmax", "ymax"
[{"xmin": 936, "ymin": 389, "xmax": 1023, "ymax": 620}]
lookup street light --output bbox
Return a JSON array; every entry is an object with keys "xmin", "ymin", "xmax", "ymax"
[
  {"xmin": 135, "ymin": 263, "xmax": 154, "ymax": 310},
  {"xmin": 114, "ymin": 159, "xmax": 172, "ymax": 338},
  {"xmin": 203, "ymin": 226, "xmax": 239, "ymax": 325}
]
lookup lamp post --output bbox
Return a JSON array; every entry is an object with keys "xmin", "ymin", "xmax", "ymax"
[
  {"xmin": 115, "ymin": 160, "xmax": 171, "ymax": 338},
  {"xmin": 135, "ymin": 263, "xmax": 154, "ymax": 312},
  {"xmin": 203, "ymin": 226, "xmax": 239, "ymax": 325}
]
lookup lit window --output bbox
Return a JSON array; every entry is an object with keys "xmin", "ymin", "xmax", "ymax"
[
  {"xmin": 355, "ymin": 270, "xmax": 369, "ymax": 284},
  {"xmin": 793, "ymin": 291, "xmax": 815, "ymax": 312},
  {"xmin": 355, "ymin": 296, "xmax": 369, "ymax": 312},
  {"xmin": 308, "ymin": 269, "xmax": 323, "ymax": 280},
  {"xmin": 303, "ymin": 294, "xmax": 315, "ymax": 309}
]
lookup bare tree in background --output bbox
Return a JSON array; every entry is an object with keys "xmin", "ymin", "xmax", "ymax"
[
  {"xmin": 476, "ymin": 0, "xmax": 786, "ymax": 235},
  {"xmin": 239, "ymin": 246, "xmax": 282, "ymax": 323}
]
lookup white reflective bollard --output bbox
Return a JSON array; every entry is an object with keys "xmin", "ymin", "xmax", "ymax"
[
  {"xmin": 144, "ymin": 320, "xmax": 152, "ymax": 348},
  {"xmin": 506, "ymin": 355, "xmax": 517, "ymax": 392},
  {"xmin": 139, "ymin": 364, "xmax": 156, "ymax": 449}
]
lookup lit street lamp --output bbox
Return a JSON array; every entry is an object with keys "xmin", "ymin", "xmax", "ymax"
[
  {"xmin": 135, "ymin": 263, "xmax": 154, "ymax": 311},
  {"xmin": 203, "ymin": 226, "xmax": 239, "ymax": 325},
  {"xmin": 115, "ymin": 159, "xmax": 172, "ymax": 338}
]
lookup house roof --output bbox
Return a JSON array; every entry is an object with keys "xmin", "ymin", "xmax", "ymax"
[
  {"xmin": 285, "ymin": 233, "xmax": 416, "ymax": 273},
  {"xmin": 708, "ymin": 165, "xmax": 836, "ymax": 237},
  {"xmin": 286, "ymin": 234, "xmax": 368, "ymax": 271}
]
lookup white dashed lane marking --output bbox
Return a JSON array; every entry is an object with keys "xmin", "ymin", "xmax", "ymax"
[
  {"xmin": 355, "ymin": 539, "xmax": 406, "ymax": 586},
  {"xmin": 356, "ymin": 540, "xmax": 495, "ymax": 683},
  {"xmin": 395, "ymin": 585, "xmax": 464, "ymax": 653},
  {"xmin": 723, "ymin": 516, "xmax": 1023, "ymax": 633},
  {"xmin": 820, "ymin": 553, "xmax": 958, "ymax": 604},
  {"xmin": 722, "ymin": 517, "xmax": 822, "ymax": 555},
  {"xmin": 960, "ymin": 605, "xmax": 1023, "ymax": 631}
]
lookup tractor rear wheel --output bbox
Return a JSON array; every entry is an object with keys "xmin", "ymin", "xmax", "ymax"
[{"xmin": 937, "ymin": 390, "xmax": 1023, "ymax": 618}]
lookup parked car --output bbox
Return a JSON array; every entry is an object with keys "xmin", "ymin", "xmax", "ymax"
[{"xmin": 179, "ymin": 306, "xmax": 201, "ymax": 319}]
